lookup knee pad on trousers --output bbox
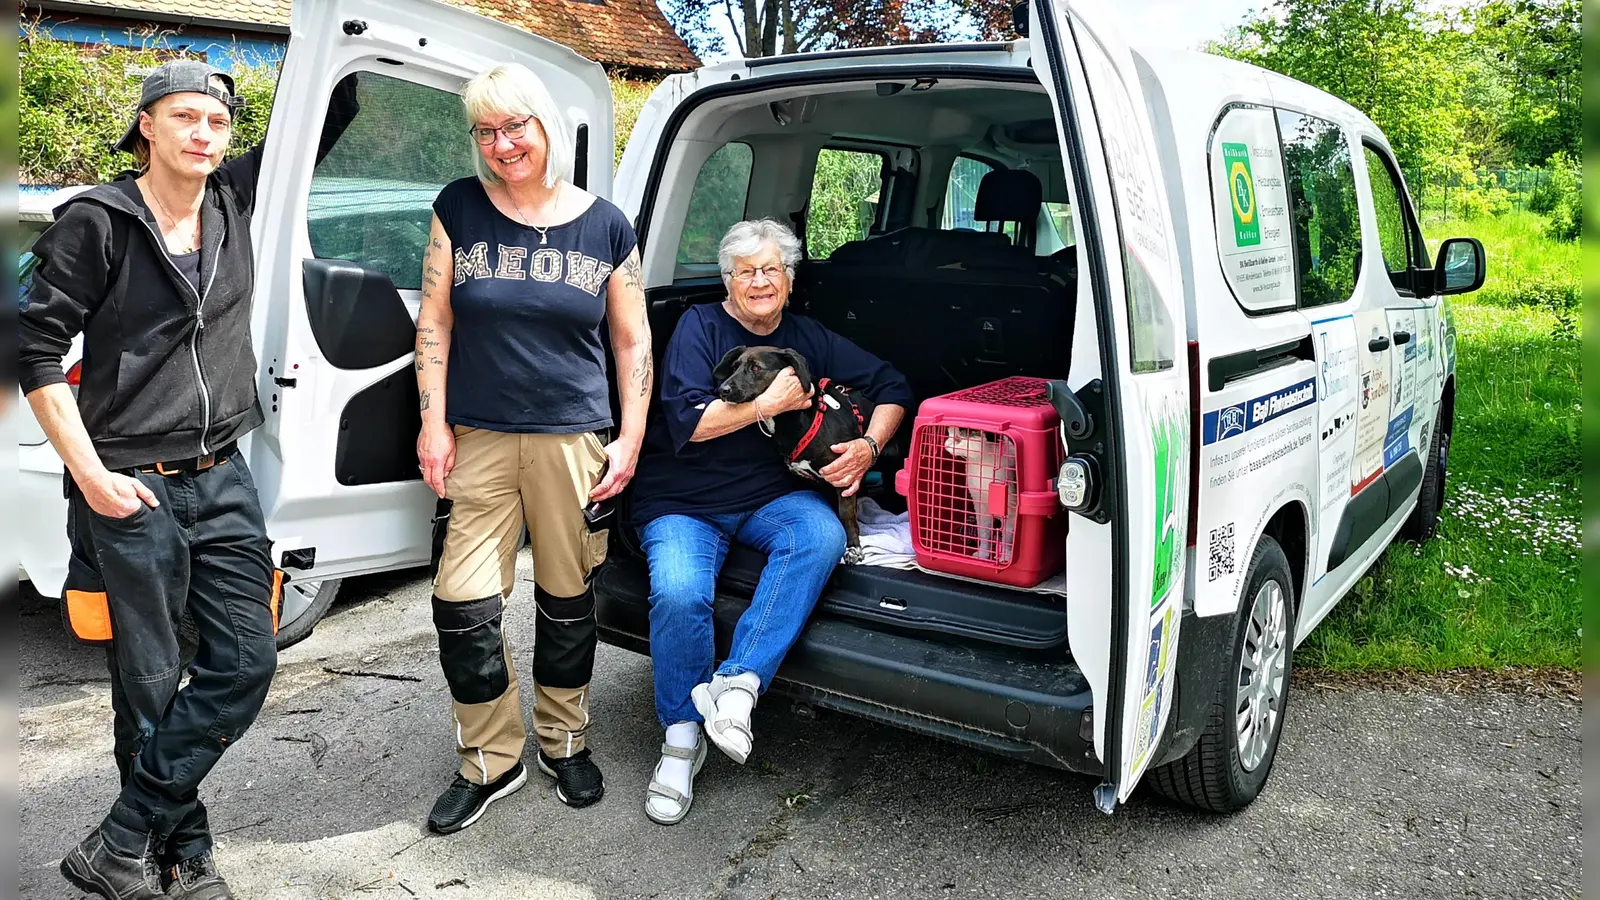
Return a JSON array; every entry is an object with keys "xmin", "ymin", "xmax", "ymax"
[
  {"xmin": 532, "ymin": 586, "xmax": 596, "ymax": 690},
  {"xmin": 432, "ymin": 594, "xmax": 510, "ymax": 705}
]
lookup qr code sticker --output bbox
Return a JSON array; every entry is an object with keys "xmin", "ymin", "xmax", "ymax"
[{"xmin": 1208, "ymin": 523, "xmax": 1236, "ymax": 582}]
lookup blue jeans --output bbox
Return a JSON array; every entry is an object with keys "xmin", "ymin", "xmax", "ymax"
[{"xmin": 640, "ymin": 490, "xmax": 847, "ymax": 727}]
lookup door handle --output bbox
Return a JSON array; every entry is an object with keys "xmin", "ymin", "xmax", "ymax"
[
  {"xmin": 1368, "ymin": 335, "xmax": 1391, "ymax": 352},
  {"xmin": 1392, "ymin": 330, "xmax": 1412, "ymax": 345}
]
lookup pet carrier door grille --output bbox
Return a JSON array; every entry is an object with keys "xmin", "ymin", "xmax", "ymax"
[{"xmin": 912, "ymin": 426, "xmax": 1019, "ymax": 565}]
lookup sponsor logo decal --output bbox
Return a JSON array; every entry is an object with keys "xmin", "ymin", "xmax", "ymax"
[{"xmin": 1202, "ymin": 378, "xmax": 1317, "ymax": 446}]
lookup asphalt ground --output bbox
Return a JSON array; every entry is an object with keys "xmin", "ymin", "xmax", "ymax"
[{"xmin": 18, "ymin": 552, "xmax": 1583, "ymax": 899}]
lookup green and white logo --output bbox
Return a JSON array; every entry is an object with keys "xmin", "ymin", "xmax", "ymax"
[{"xmin": 1222, "ymin": 142, "xmax": 1260, "ymax": 247}]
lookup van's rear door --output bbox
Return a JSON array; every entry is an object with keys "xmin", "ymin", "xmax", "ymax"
[
  {"xmin": 1032, "ymin": 0, "xmax": 1191, "ymax": 810},
  {"xmin": 247, "ymin": 0, "xmax": 613, "ymax": 586}
]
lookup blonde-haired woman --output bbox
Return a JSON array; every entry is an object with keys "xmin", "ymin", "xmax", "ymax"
[{"xmin": 416, "ymin": 63, "xmax": 651, "ymax": 833}]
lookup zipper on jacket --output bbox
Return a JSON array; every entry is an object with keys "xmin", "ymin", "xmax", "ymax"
[{"xmin": 136, "ymin": 215, "xmax": 215, "ymax": 456}]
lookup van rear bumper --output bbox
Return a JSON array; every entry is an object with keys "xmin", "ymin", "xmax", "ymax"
[{"xmin": 593, "ymin": 559, "xmax": 1102, "ymax": 776}]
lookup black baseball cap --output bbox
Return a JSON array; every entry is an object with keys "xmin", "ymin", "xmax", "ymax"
[{"xmin": 113, "ymin": 59, "xmax": 246, "ymax": 154}]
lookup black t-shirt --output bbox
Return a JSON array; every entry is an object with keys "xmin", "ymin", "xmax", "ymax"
[
  {"xmin": 432, "ymin": 177, "xmax": 638, "ymax": 433},
  {"xmin": 169, "ymin": 248, "xmax": 201, "ymax": 294}
]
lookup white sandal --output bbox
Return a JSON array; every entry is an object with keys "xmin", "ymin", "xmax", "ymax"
[
  {"xmin": 645, "ymin": 739, "xmax": 707, "ymax": 825},
  {"xmin": 691, "ymin": 678, "xmax": 757, "ymax": 765}
]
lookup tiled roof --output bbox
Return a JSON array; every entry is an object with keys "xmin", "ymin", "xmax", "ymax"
[
  {"xmin": 82, "ymin": 0, "xmax": 292, "ymax": 28},
  {"xmin": 453, "ymin": 0, "xmax": 699, "ymax": 73},
  {"xmin": 84, "ymin": 0, "xmax": 699, "ymax": 72}
]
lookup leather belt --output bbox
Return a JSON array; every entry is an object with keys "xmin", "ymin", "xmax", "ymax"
[{"xmin": 138, "ymin": 442, "xmax": 236, "ymax": 476}]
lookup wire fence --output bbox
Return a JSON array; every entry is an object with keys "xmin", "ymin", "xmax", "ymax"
[{"xmin": 1401, "ymin": 167, "xmax": 1552, "ymax": 223}]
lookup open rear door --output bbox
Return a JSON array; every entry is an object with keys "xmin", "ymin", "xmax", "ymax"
[
  {"xmin": 245, "ymin": 0, "xmax": 613, "ymax": 587},
  {"xmin": 1032, "ymin": 0, "xmax": 1191, "ymax": 811}
]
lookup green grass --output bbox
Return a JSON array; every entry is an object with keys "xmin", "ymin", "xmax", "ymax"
[
  {"xmin": 1299, "ymin": 214, "xmax": 1581, "ymax": 671},
  {"xmin": 1423, "ymin": 210, "xmax": 1581, "ymax": 309}
]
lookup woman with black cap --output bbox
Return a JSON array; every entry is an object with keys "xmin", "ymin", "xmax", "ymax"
[{"xmin": 19, "ymin": 60, "xmax": 356, "ymax": 900}]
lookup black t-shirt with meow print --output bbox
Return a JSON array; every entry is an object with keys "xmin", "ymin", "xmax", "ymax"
[{"xmin": 432, "ymin": 177, "xmax": 637, "ymax": 433}]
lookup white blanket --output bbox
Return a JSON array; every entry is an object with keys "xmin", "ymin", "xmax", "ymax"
[
  {"xmin": 853, "ymin": 497, "xmax": 917, "ymax": 570},
  {"xmin": 850, "ymin": 497, "xmax": 1068, "ymax": 597}
]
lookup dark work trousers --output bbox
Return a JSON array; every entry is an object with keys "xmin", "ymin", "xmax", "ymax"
[{"xmin": 65, "ymin": 446, "xmax": 277, "ymax": 863}]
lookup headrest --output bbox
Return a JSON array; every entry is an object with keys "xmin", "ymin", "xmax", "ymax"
[{"xmin": 974, "ymin": 169, "xmax": 1043, "ymax": 223}]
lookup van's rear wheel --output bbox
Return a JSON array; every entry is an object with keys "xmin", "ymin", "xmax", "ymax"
[
  {"xmin": 1402, "ymin": 407, "xmax": 1449, "ymax": 543},
  {"xmin": 1148, "ymin": 535, "xmax": 1296, "ymax": 812}
]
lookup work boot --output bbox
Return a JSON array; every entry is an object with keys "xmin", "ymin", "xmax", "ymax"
[
  {"xmin": 163, "ymin": 850, "xmax": 235, "ymax": 900},
  {"xmin": 426, "ymin": 760, "xmax": 528, "ymax": 835},
  {"xmin": 538, "ymin": 748, "xmax": 605, "ymax": 808},
  {"xmin": 59, "ymin": 826, "xmax": 163, "ymax": 900}
]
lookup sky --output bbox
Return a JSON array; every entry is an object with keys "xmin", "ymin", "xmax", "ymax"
[{"xmin": 700, "ymin": 0, "xmax": 1264, "ymax": 63}]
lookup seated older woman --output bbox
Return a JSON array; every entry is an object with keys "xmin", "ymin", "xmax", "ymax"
[{"xmin": 628, "ymin": 219, "xmax": 912, "ymax": 824}]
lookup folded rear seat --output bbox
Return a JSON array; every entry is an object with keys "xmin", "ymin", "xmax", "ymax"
[{"xmin": 796, "ymin": 169, "xmax": 1076, "ymax": 402}]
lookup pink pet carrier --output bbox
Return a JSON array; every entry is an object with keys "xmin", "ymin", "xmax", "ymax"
[{"xmin": 893, "ymin": 377, "xmax": 1067, "ymax": 588}]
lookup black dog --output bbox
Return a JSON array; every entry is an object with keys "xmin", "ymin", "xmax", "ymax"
[{"xmin": 713, "ymin": 345, "xmax": 875, "ymax": 563}]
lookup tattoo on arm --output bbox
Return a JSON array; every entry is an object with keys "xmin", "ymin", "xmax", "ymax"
[
  {"xmin": 420, "ymin": 389, "xmax": 432, "ymax": 411},
  {"xmin": 632, "ymin": 352, "xmax": 653, "ymax": 398},
  {"xmin": 618, "ymin": 251, "xmax": 643, "ymax": 294}
]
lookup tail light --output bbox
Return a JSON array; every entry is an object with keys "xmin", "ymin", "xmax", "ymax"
[
  {"xmin": 1186, "ymin": 341, "xmax": 1200, "ymax": 547},
  {"xmin": 66, "ymin": 361, "xmax": 83, "ymax": 387}
]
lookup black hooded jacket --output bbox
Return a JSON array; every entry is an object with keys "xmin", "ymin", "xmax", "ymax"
[{"xmin": 19, "ymin": 79, "xmax": 358, "ymax": 471}]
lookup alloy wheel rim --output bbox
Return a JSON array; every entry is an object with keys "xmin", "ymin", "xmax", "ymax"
[{"xmin": 1235, "ymin": 578, "xmax": 1288, "ymax": 772}]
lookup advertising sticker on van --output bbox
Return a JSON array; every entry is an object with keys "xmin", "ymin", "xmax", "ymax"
[
  {"xmin": 1201, "ymin": 378, "xmax": 1316, "ymax": 446},
  {"xmin": 1210, "ymin": 107, "xmax": 1295, "ymax": 312}
]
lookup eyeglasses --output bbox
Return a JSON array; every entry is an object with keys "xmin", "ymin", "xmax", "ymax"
[
  {"xmin": 727, "ymin": 265, "xmax": 787, "ymax": 284},
  {"xmin": 470, "ymin": 114, "xmax": 535, "ymax": 145}
]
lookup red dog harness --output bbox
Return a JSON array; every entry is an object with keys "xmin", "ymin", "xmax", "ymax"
[{"xmin": 788, "ymin": 377, "xmax": 867, "ymax": 466}]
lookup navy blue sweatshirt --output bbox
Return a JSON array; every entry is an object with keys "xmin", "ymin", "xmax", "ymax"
[{"xmin": 630, "ymin": 302, "xmax": 914, "ymax": 524}]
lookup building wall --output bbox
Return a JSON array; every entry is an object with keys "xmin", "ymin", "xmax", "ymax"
[{"xmin": 22, "ymin": 16, "xmax": 286, "ymax": 70}]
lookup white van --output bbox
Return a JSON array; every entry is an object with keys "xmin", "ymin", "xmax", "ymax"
[{"xmin": 16, "ymin": 0, "xmax": 1482, "ymax": 811}]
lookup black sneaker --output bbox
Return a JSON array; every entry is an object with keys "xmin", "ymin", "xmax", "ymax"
[
  {"xmin": 537, "ymin": 749, "xmax": 605, "ymax": 808},
  {"xmin": 426, "ymin": 760, "xmax": 527, "ymax": 835},
  {"xmin": 163, "ymin": 851, "xmax": 234, "ymax": 900},
  {"xmin": 59, "ymin": 826, "xmax": 163, "ymax": 900}
]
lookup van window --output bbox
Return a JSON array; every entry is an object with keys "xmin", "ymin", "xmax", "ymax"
[
  {"xmin": 940, "ymin": 156, "xmax": 994, "ymax": 231},
  {"xmin": 676, "ymin": 142, "xmax": 754, "ymax": 266},
  {"xmin": 1277, "ymin": 111, "xmax": 1360, "ymax": 308},
  {"xmin": 1362, "ymin": 145, "xmax": 1428, "ymax": 290},
  {"xmin": 808, "ymin": 148, "xmax": 885, "ymax": 259},
  {"xmin": 307, "ymin": 72, "xmax": 472, "ymax": 291}
]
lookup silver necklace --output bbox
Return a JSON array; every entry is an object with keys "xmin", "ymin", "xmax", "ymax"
[
  {"xmin": 508, "ymin": 182, "xmax": 558, "ymax": 245},
  {"xmin": 147, "ymin": 184, "xmax": 199, "ymax": 253}
]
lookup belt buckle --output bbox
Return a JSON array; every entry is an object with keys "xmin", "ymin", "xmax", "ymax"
[{"xmin": 155, "ymin": 460, "xmax": 182, "ymax": 476}]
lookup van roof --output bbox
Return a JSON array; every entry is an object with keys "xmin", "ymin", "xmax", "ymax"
[{"xmin": 1131, "ymin": 46, "xmax": 1382, "ymax": 141}]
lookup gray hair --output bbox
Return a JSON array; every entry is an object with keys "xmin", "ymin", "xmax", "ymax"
[
  {"xmin": 718, "ymin": 219, "xmax": 803, "ymax": 280},
  {"xmin": 461, "ymin": 63, "xmax": 574, "ymax": 189}
]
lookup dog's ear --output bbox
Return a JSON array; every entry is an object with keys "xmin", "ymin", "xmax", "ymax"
[
  {"xmin": 712, "ymin": 346, "xmax": 747, "ymax": 385},
  {"xmin": 777, "ymin": 349, "xmax": 813, "ymax": 392}
]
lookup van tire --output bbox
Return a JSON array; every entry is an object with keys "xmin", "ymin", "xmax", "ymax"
[
  {"xmin": 275, "ymin": 579, "xmax": 344, "ymax": 649},
  {"xmin": 1401, "ymin": 407, "xmax": 1448, "ymax": 543},
  {"xmin": 1148, "ymin": 535, "xmax": 1296, "ymax": 813}
]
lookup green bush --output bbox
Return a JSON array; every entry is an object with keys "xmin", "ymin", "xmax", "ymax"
[
  {"xmin": 1545, "ymin": 189, "xmax": 1583, "ymax": 241},
  {"xmin": 1527, "ymin": 150, "xmax": 1577, "ymax": 214},
  {"xmin": 20, "ymin": 27, "xmax": 278, "ymax": 186},
  {"xmin": 1480, "ymin": 276, "xmax": 1579, "ymax": 310},
  {"xmin": 1525, "ymin": 151, "xmax": 1582, "ymax": 241}
]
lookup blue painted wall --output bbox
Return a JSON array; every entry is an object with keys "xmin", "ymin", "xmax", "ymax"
[{"xmin": 23, "ymin": 18, "xmax": 285, "ymax": 70}]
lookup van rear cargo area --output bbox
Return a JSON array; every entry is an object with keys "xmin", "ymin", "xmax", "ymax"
[{"xmin": 592, "ymin": 547, "xmax": 1097, "ymax": 774}]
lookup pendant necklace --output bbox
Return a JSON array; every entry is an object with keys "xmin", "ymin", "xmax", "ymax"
[
  {"xmin": 148, "ymin": 184, "xmax": 199, "ymax": 254},
  {"xmin": 509, "ymin": 182, "xmax": 557, "ymax": 245}
]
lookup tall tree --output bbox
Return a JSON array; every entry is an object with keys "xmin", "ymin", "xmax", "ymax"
[
  {"xmin": 661, "ymin": 0, "xmax": 985, "ymax": 58},
  {"xmin": 1208, "ymin": 0, "xmax": 1474, "ymax": 172},
  {"xmin": 1471, "ymin": 0, "xmax": 1581, "ymax": 164}
]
